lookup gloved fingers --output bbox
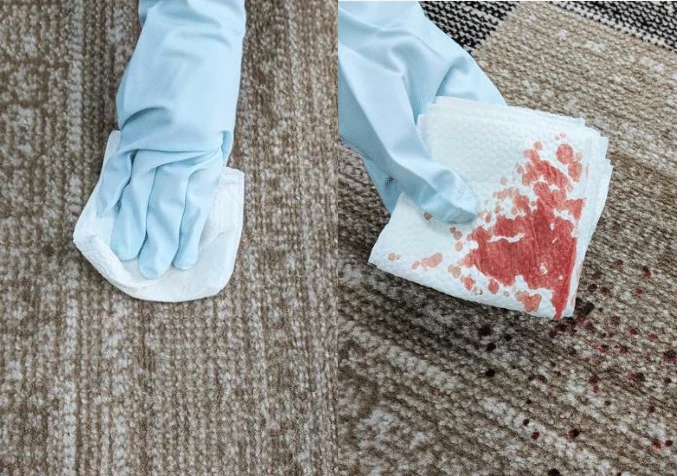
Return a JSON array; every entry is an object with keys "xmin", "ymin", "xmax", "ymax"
[
  {"xmin": 391, "ymin": 157, "xmax": 478, "ymax": 224},
  {"xmin": 137, "ymin": 162, "xmax": 193, "ymax": 280},
  {"xmin": 109, "ymin": 152, "xmax": 157, "ymax": 261},
  {"xmin": 97, "ymin": 149, "xmax": 134, "ymax": 215},
  {"xmin": 173, "ymin": 163, "xmax": 221, "ymax": 270}
]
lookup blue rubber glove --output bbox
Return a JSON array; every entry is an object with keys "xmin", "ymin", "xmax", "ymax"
[
  {"xmin": 338, "ymin": 1, "xmax": 505, "ymax": 223},
  {"xmin": 98, "ymin": 0, "xmax": 246, "ymax": 279}
]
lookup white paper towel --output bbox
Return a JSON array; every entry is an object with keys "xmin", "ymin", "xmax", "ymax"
[
  {"xmin": 73, "ymin": 131, "xmax": 245, "ymax": 302},
  {"xmin": 370, "ymin": 98, "xmax": 612, "ymax": 319}
]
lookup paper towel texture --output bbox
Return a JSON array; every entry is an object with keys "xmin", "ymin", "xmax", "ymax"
[
  {"xmin": 370, "ymin": 98, "xmax": 612, "ymax": 318},
  {"xmin": 73, "ymin": 131, "xmax": 245, "ymax": 302}
]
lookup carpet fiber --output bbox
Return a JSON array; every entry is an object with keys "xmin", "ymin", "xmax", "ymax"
[
  {"xmin": 1, "ymin": 0, "xmax": 337, "ymax": 474},
  {"xmin": 339, "ymin": 2, "xmax": 676, "ymax": 474}
]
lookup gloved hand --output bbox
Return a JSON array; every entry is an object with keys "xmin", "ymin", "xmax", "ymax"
[
  {"xmin": 338, "ymin": 1, "xmax": 505, "ymax": 223},
  {"xmin": 98, "ymin": 0, "xmax": 246, "ymax": 279}
]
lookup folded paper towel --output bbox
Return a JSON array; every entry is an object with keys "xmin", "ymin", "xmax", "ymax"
[
  {"xmin": 369, "ymin": 97, "xmax": 612, "ymax": 318},
  {"xmin": 73, "ymin": 131, "xmax": 245, "ymax": 302}
]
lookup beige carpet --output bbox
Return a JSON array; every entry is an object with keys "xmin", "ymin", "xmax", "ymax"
[
  {"xmin": 339, "ymin": 2, "xmax": 677, "ymax": 475},
  {"xmin": 0, "ymin": 0, "xmax": 336, "ymax": 474}
]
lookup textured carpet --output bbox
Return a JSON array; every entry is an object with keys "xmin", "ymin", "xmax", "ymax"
[
  {"xmin": 339, "ymin": 2, "xmax": 676, "ymax": 474},
  {"xmin": 0, "ymin": 1, "xmax": 336, "ymax": 474}
]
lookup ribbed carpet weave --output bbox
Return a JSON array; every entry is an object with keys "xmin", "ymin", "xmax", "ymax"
[
  {"xmin": 339, "ymin": 2, "xmax": 676, "ymax": 475},
  {"xmin": 1, "ymin": 1, "xmax": 337, "ymax": 474}
]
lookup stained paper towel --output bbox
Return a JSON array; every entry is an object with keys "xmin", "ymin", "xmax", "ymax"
[
  {"xmin": 73, "ymin": 131, "xmax": 245, "ymax": 302},
  {"xmin": 370, "ymin": 98, "xmax": 612, "ymax": 319}
]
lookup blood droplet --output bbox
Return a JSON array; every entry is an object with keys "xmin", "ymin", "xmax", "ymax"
[
  {"xmin": 418, "ymin": 253, "xmax": 442, "ymax": 271},
  {"xmin": 488, "ymin": 279, "xmax": 499, "ymax": 294},
  {"xmin": 516, "ymin": 291, "xmax": 542, "ymax": 313},
  {"xmin": 448, "ymin": 265, "xmax": 461, "ymax": 278}
]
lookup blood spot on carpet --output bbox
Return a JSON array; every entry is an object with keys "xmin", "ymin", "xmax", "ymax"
[
  {"xmin": 523, "ymin": 418, "xmax": 530, "ymax": 426},
  {"xmin": 642, "ymin": 266, "xmax": 652, "ymax": 278},
  {"xmin": 568, "ymin": 428, "xmax": 581, "ymax": 439},
  {"xmin": 575, "ymin": 298, "xmax": 595, "ymax": 316},
  {"xmin": 652, "ymin": 438, "xmax": 662, "ymax": 451},
  {"xmin": 531, "ymin": 431, "xmax": 540, "ymax": 440},
  {"xmin": 663, "ymin": 349, "xmax": 677, "ymax": 364}
]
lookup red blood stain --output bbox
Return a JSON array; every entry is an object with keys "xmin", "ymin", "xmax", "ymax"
[
  {"xmin": 652, "ymin": 438, "xmax": 662, "ymax": 451},
  {"xmin": 634, "ymin": 288, "xmax": 644, "ymax": 296},
  {"xmin": 412, "ymin": 262, "xmax": 419, "ymax": 270},
  {"xmin": 418, "ymin": 253, "xmax": 442, "ymax": 271},
  {"xmin": 663, "ymin": 350, "xmax": 677, "ymax": 365},
  {"xmin": 591, "ymin": 271, "xmax": 603, "ymax": 280},
  {"xmin": 513, "ymin": 194, "xmax": 530, "ymax": 213},
  {"xmin": 643, "ymin": 266, "xmax": 652, "ymax": 278},
  {"xmin": 648, "ymin": 333, "xmax": 658, "ymax": 341},
  {"xmin": 627, "ymin": 328, "xmax": 639, "ymax": 337},
  {"xmin": 455, "ymin": 241, "xmax": 463, "ymax": 252},
  {"xmin": 666, "ymin": 440, "xmax": 673, "ymax": 448},
  {"xmin": 459, "ymin": 143, "xmax": 585, "ymax": 318},
  {"xmin": 388, "ymin": 253, "xmax": 398, "ymax": 261},
  {"xmin": 485, "ymin": 213, "xmax": 492, "ymax": 223},
  {"xmin": 516, "ymin": 291, "xmax": 542, "ymax": 313},
  {"xmin": 614, "ymin": 259, "xmax": 624, "ymax": 267},
  {"xmin": 450, "ymin": 227, "xmax": 462, "ymax": 240},
  {"xmin": 555, "ymin": 144, "xmax": 583, "ymax": 182},
  {"xmin": 448, "ymin": 265, "xmax": 461, "ymax": 278},
  {"xmin": 488, "ymin": 279, "xmax": 500, "ymax": 294},
  {"xmin": 531, "ymin": 431, "xmax": 540, "ymax": 440},
  {"xmin": 462, "ymin": 275, "xmax": 475, "ymax": 291}
]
